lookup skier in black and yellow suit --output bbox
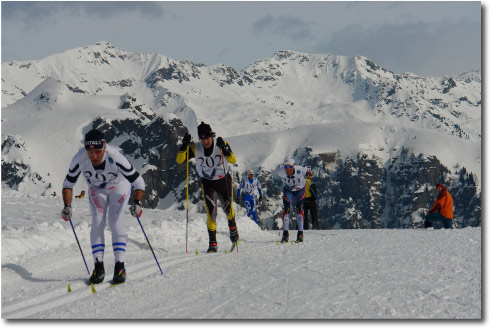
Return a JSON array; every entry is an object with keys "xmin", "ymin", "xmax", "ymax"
[
  {"xmin": 176, "ymin": 122, "xmax": 239, "ymax": 253},
  {"xmin": 304, "ymin": 171, "xmax": 319, "ymax": 230}
]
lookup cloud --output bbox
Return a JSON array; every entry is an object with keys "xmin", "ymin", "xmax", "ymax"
[
  {"xmin": 2, "ymin": 1, "xmax": 164, "ymax": 23},
  {"xmin": 311, "ymin": 21, "xmax": 481, "ymax": 76},
  {"xmin": 253, "ymin": 14, "xmax": 315, "ymax": 41}
]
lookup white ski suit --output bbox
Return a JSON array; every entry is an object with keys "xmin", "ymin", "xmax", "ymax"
[{"xmin": 63, "ymin": 145, "xmax": 145, "ymax": 263}]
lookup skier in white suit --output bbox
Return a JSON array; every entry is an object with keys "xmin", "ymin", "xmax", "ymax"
[
  {"xmin": 273, "ymin": 157, "xmax": 310, "ymax": 243},
  {"xmin": 61, "ymin": 129, "xmax": 145, "ymax": 284}
]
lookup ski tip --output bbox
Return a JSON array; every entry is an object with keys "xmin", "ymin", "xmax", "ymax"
[{"xmin": 110, "ymin": 282, "xmax": 125, "ymax": 287}]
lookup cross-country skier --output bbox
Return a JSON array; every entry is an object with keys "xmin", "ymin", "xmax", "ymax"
[
  {"xmin": 61, "ymin": 129, "xmax": 146, "ymax": 284},
  {"xmin": 304, "ymin": 171, "xmax": 319, "ymax": 230},
  {"xmin": 273, "ymin": 157, "xmax": 310, "ymax": 243},
  {"xmin": 236, "ymin": 169, "xmax": 263, "ymax": 224},
  {"xmin": 176, "ymin": 122, "xmax": 239, "ymax": 253},
  {"xmin": 424, "ymin": 183, "xmax": 454, "ymax": 229}
]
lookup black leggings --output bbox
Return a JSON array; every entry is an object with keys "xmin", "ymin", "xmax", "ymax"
[
  {"xmin": 425, "ymin": 212, "xmax": 452, "ymax": 229},
  {"xmin": 304, "ymin": 199, "xmax": 318, "ymax": 229},
  {"xmin": 201, "ymin": 173, "xmax": 235, "ymax": 232}
]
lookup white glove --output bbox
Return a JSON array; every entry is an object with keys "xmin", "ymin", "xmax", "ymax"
[
  {"xmin": 61, "ymin": 205, "xmax": 72, "ymax": 221},
  {"xmin": 130, "ymin": 200, "xmax": 143, "ymax": 218}
]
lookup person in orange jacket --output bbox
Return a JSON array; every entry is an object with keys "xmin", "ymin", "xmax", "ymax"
[{"xmin": 424, "ymin": 183, "xmax": 454, "ymax": 229}]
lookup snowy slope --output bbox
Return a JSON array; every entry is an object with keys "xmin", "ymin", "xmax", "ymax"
[
  {"xmin": 227, "ymin": 122, "xmax": 481, "ymax": 180},
  {"xmin": 1, "ymin": 77, "xmax": 143, "ymax": 195},
  {"xmin": 1, "ymin": 188, "xmax": 481, "ymax": 319},
  {"xmin": 1, "ymin": 42, "xmax": 482, "ymax": 200}
]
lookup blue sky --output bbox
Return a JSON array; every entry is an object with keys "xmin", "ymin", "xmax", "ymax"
[{"xmin": 1, "ymin": 1, "xmax": 482, "ymax": 77}]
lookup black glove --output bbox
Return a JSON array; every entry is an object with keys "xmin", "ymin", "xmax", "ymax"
[
  {"xmin": 259, "ymin": 195, "xmax": 263, "ymax": 202},
  {"xmin": 216, "ymin": 137, "xmax": 231, "ymax": 156},
  {"xmin": 216, "ymin": 137, "xmax": 225, "ymax": 149},
  {"xmin": 235, "ymin": 197, "xmax": 240, "ymax": 204},
  {"xmin": 182, "ymin": 133, "xmax": 192, "ymax": 147}
]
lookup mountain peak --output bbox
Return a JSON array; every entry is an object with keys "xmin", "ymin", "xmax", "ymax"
[
  {"xmin": 94, "ymin": 40, "xmax": 114, "ymax": 47},
  {"xmin": 86, "ymin": 41, "xmax": 120, "ymax": 51},
  {"xmin": 79, "ymin": 41, "xmax": 129, "ymax": 56}
]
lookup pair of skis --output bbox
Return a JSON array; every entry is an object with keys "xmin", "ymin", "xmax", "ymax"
[
  {"xmin": 278, "ymin": 240, "xmax": 303, "ymax": 245},
  {"xmin": 67, "ymin": 279, "xmax": 124, "ymax": 294},
  {"xmin": 205, "ymin": 239, "xmax": 243, "ymax": 254}
]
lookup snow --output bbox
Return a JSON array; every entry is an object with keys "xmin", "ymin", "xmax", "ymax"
[
  {"xmin": 228, "ymin": 122, "xmax": 481, "ymax": 181},
  {"xmin": 1, "ymin": 43, "xmax": 482, "ymax": 198},
  {"xmin": 1, "ymin": 188, "xmax": 481, "ymax": 319},
  {"xmin": 1, "ymin": 42, "xmax": 482, "ymax": 324}
]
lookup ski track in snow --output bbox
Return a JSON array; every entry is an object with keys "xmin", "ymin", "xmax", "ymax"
[{"xmin": 1, "ymin": 189, "xmax": 481, "ymax": 319}]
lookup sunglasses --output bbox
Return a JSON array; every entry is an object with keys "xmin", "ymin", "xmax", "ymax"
[{"xmin": 284, "ymin": 165, "xmax": 293, "ymax": 169}]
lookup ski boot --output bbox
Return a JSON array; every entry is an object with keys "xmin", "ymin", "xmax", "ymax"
[
  {"xmin": 281, "ymin": 230, "xmax": 289, "ymax": 243},
  {"xmin": 89, "ymin": 259, "xmax": 105, "ymax": 284},
  {"xmin": 113, "ymin": 261, "xmax": 126, "ymax": 284},
  {"xmin": 207, "ymin": 231, "xmax": 218, "ymax": 253},
  {"xmin": 207, "ymin": 243, "xmax": 218, "ymax": 253},
  {"xmin": 296, "ymin": 231, "xmax": 304, "ymax": 243},
  {"xmin": 228, "ymin": 219, "xmax": 239, "ymax": 243}
]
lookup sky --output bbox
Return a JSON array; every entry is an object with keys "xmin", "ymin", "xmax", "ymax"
[{"xmin": 0, "ymin": 1, "xmax": 482, "ymax": 77}]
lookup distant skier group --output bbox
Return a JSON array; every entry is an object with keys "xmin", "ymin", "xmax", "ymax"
[
  {"xmin": 60, "ymin": 122, "xmax": 454, "ymax": 284},
  {"xmin": 176, "ymin": 122, "xmax": 318, "ymax": 247}
]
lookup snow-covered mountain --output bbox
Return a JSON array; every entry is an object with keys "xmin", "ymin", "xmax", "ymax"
[
  {"xmin": 1, "ymin": 41, "xmax": 481, "ymax": 228},
  {"xmin": 2, "ymin": 41, "xmax": 481, "ymax": 139}
]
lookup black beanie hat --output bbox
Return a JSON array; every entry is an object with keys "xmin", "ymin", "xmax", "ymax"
[
  {"xmin": 197, "ymin": 122, "xmax": 215, "ymax": 139},
  {"xmin": 85, "ymin": 129, "xmax": 106, "ymax": 150}
]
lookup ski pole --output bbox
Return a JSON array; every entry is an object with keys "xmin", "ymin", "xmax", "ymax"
[
  {"xmin": 68, "ymin": 219, "xmax": 90, "ymax": 275},
  {"xmin": 186, "ymin": 145, "xmax": 189, "ymax": 254},
  {"xmin": 136, "ymin": 215, "xmax": 163, "ymax": 275}
]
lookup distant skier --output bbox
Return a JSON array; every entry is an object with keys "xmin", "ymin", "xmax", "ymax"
[
  {"xmin": 273, "ymin": 157, "xmax": 310, "ymax": 243},
  {"xmin": 236, "ymin": 169, "xmax": 263, "ymax": 224},
  {"xmin": 304, "ymin": 171, "xmax": 319, "ymax": 230},
  {"xmin": 424, "ymin": 183, "xmax": 454, "ymax": 229},
  {"xmin": 176, "ymin": 122, "xmax": 239, "ymax": 253},
  {"xmin": 61, "ymin": 129, "xmax": 146, "ymax": 284}
]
